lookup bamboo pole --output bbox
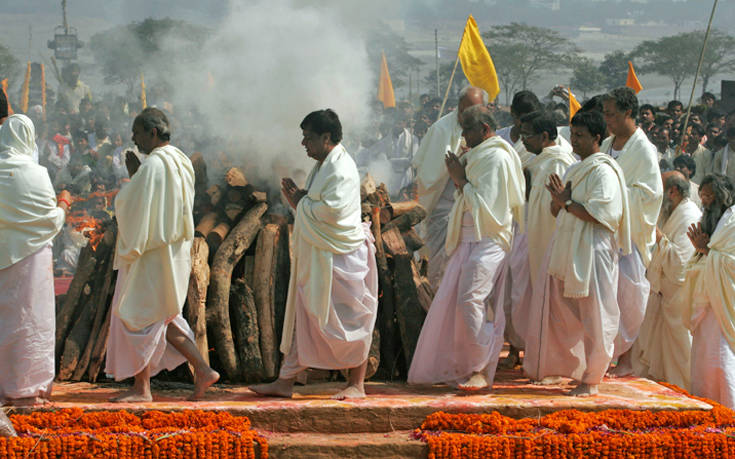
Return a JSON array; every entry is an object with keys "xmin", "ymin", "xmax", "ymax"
[{"xmin": 436, "ymin": 54, "xmax": 460, "ymax": 122}]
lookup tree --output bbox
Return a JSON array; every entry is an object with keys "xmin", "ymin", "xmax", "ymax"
[
  {"xmin": 597, "ymin": 50, "xmax": 632, "ymax": 92},
  {"xmin": 695, "ymin": 29, "xmax": 735, "ymax": 94},
  {"xmin": 570, "ymin": 57, "xmax": 603, "ymax": 98},
  {"xmin": 89, "ymin": 18, "xmax": 208, "ymax": 91},
  {"xmin": 632, "ymin": 33, "xmax": 701, "ymax": 100},
  {"xmin": 482, "ymin": 23, "xmax": 578, "ymax": 104},
  {"xmin": 365, "ymin": 25, "xmax": 423, "ymax": 95},
  {"xmin": 0, "ymin": 42, "xmax": 19, "ymax": 82}
]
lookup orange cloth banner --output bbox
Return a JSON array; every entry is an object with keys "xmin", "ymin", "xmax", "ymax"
[
  {"xmin": 626, "ymin": 61, "xmax": 643, "ymax": 94},
  {"xmin": 377, "ymin": 52, "xmax": 395, "ymax": 108}
]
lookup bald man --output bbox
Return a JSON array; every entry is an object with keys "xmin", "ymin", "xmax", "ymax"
[
  {"xmin": 412, "ymin": 86, "xmax": 487, "ymax": 289},
  {"xmin": 632, "ymin": 171, "xmax": 701, "ymax": 390}
]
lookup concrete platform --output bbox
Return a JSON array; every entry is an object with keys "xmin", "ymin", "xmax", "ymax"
[{"xmin": 39, "ymin": 369, "xmax": 710, "ymax": 434}]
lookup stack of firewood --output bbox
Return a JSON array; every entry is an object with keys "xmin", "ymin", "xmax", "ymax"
[{"xmin": 54, "ymin": 164, "xmax": 433, "ymax": 384}]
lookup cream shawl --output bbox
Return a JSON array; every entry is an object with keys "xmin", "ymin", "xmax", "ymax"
[
  {"xmin": 412, "ymin": 111, "xmax": 463, "ymax": 214},
  {"xmin": 524, "ymin": 144, "xmax": 577, "ymax": 287},
  {"xmin": 601, "ymin": 128, "xmax": 662, "ymax": 267},
  {"xmin": 445, "ymin": 135, "xmax": 525, "ymax": 255},
  {"xmin": 646, "ymin": 199, "xmax": 701, "ymax": 295},
  {"xmin": 681, "ymin": 206, "xmax": 735, "ymax": 352},
  {"xmin": 0, "ymin": 115, "xmax": 65, "ymax": 269},
  {"xmin": 113, "ymin": 144, "xmax": 195, "ymax": 331},
  {"xmin": 547, "ymin": 152, "xmax": 631, "ymax": 298},
  {"xmin": 280, "ymin": 144, "xmax": 365, "ymax": 354}
]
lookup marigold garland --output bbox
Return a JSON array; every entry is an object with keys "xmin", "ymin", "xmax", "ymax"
[
  {"xmin": 416, "ymin": 386, "xmax": 735, "ymax": 458},
  {"xmin": 0, "ymin": 409, "xmax": 268, "ymax": 459}
]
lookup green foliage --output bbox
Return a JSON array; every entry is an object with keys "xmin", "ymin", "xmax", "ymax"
[
  {"xmin": 89, "ymin": 18, "xmax": 208, "ymax": 89},
  {"xmin": 569, "ymin": 57, "xmax": 603, "ymax": 99},
  {"xmin": 366, "ymin": 24, "xmax": 424, "ymax": 92},
  {"xmin": 482, "ymin": 23, "xmax": 578, "ymax": 105},
  {"xmin": 597, "ymin": 50, "xmax": 632, "ymax": 92}
]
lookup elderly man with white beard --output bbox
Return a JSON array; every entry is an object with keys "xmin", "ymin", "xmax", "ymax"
[
  {"xmin": 601, "ymin": 87, "xmax": 663, "ymax": 377},
  {"xmin": 412, "ymin": 86, "xmax": 487, "ymax": 289},
  {"xmin": 408, "ymin": 105, "xmax": 525, "ymax": 391},
  {"xmin": 679, "ymin": 174, "xmax": 735, "ymax": 407},
  {"xmin": 632, "ymin": 171, "xmax": 701, "ymax": 390}
]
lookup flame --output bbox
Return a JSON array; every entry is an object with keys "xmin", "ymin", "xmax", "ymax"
[{"xmin": 66, "ymin": 212, "xmax": 105, "ymax": 251}]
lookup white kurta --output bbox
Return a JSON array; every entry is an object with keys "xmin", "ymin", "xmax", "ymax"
[
  {"xmin": 632, "ymin": 199, "xmax": 701, "ymax": 390},
  {"xmin": 523, "ymin": 153, "xmax": 629, "ymax": 384},
  {"xmin": 602, "ymin": 128, "xmax": 663, "ymax": 359},
  {"xmin": 680, "ymin": 206, "xmax": 735, "ymax": 407},
  {"xmin": 279, "ymin": 144, "xmax": 378, "ymax": 375},
  {"xmin": 106, "ymin": 144, "xmax": 196, "ymax": 380}
]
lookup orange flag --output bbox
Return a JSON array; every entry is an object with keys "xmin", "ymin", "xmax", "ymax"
[
  {"xmin": 140, "ymin": 73, "xmax": 147, "ymax": 109},
  {"xmin": 626, "ymin": 61, "xmax": 643, "ymax": 94},
  {"xmin": 20, "ymin": 62, "xmax": 31, "ymax": 113},
  {"xmin": 569, "ymin": 88, "xmax": 581, "ymax": 121},
  {"xmin": 377, "ymin": 52, "xmax": 395, "ymax": 108},
  {"xmin": 1, "ymin": 78, "xmax": 13, "ymax": 115}
]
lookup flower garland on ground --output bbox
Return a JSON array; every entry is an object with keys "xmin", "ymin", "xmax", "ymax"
[
  {"xmin": 0, "ymin": 409, "xmax": 268, "ymax": 459},
  {"xmin": 415, "ymin": 384, "xmax": 735, "ymax": 458}
]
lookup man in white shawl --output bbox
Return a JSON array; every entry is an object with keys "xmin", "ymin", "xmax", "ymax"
[
  {"xmin": 679, "ymin": 174, "xmax": 735, "ymax": 408},
  {"xmin": 0, "ymin": 115, "xmax": 69, "ymax": 406},
  {"xmin": 600, "ymin": 87, "xmax": 663, "ymax": 377},
  {"xmin": 106, "ymin": 108, "xmax": 218, "ymax": 402},
  {"xmin": 411, "ymin": 86, "xmax": 486, "ymax": 289},
  {"xmin": 524, "ymin": 111, "xmax": 631, "ymax": 397},
  {"xmin": 632, "ymin": 171, "xmax": 700, "ymax": 390},
  {"xmin": 509, "ymin": 111, "xmax": 577, "ymax": 356},
  {"xmin": 250, "ymin": 109, "xmax": 378, "ymax": 400},
  {"xmin": 408, "ymin": 105, "xmax": 525, "ymax": 391}
]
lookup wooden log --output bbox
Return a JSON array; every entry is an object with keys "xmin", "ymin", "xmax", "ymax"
[
  {"xmin": 71, "ymin": 228, "xmax": 117, "ymax": 381},
  {"xmin": 401, "ymin": 228, "xmax": 424, "ymax": 252},
  {"xmin": 360, "ymin": 173, "xmax": 377, "ymax": 199},
  {"xmin": 225, "ymin": 167, "xmax": 248, "ymax": 188},
  {"xmin": 273, "ymin": 222, "xmax": 291, "ymax": 349},
  {"xmin": 366, "ymin": 328, "xmax": 380, "ymax": 379},
  {"xmin": 186, "ymin": 237, "xmax": 210, "ymax": 366},
  {"xmin": 371, "ymin": 207, "xmax": 399, "ymax": 378},
  {"xmin": 388, "ymin": 200, "xmax": 421, "ymax": 218},
  {"xmin": 195, "ymin": 211, "xmax": 218, "ymax": 238},
  {"xmin": 206, "ymin": 184, "xmax": 223, "ymax": 206},
  {"xmin": 253, "ymin": 223, "xmax": 282, "ymax": 380},
  {"xmin": 206, "ymin": 221, "xmax": 231, "ymax": 256},
  {"xmin": 382, "ymin": 204, "xmax": 427, "ymax": 233},
  {"xmin": 230, "ymin": 279, "xmax": 264, "ymax": 382},
  {"xmin": 381, "ymin": 227, "xmax": 427, "ymax": 368},
  {"xmin": 207, "ymin": 201, "xmax": 267, "ymax": 381},
  {"xmin": 55, "ymin": 244, "xmax": 97, "ymax": 362},
  {"xmin": 86, "ymin": 287, "xmax": 114, "ymax": 383},
  {"xmin": 413, "ymin": 260, "xmax": 434, "ymax": 313}
]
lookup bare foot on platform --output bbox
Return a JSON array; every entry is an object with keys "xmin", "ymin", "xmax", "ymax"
[
  {"xmin": 249, "ymin": 379, "xmax": 294, "ymax": 398},
  {"xmin": 332, "ymin": 385, "xmax": 366, "ymax": 400},
  {"xmin": 568, "ymin": 383, "xmax": 598, "ymax": 397},
  {"xmin": 3, "ymin": 396, "xmax": 49, "ymax": 407},
  {"xmin": 189, "ymin": 367, "xmax": 220, "ymax": 401},
  {"xmin": 458, "ymin": 372, "xmax": 490, "ymax": 391},
  {"xmin": 531, "ymin": 376, "xmax": 564, "ymax": 385},
  {"xmin": 110, "ymin": 389, "xmax": 153, "ymax": 403}
]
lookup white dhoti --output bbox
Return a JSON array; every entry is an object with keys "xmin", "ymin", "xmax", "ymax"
[
  {"xmin": 423, "ymin": 180, "xmax": 456, "ymax": 290},
  {"xmin": 408, "ymin": 214, "xmax": 507, "ymax": 386},
  {"xmin": 0, "ymin": 246, "xmax": 55, "ymax": 400},
  {"xmin": 613, "ymin": 245, "xmax": 650, "ymax": 359},
  {"xmin": 105, "ymin": 263, "xmax": 196, "ymax": 381},
  {"xmin": 279, "ymin": 230, "xmax": 378, "ymax": 378},
  {"xmin": 505, "ymin": 226, "xmax": 529, "ymax": 348},
  {"xmin": 524, "ymin": 226, "xmax": 620, "ymax": 384},
  {"xmin": 690, "ymin": 308, "xmax": 735, "ymax": 408}
]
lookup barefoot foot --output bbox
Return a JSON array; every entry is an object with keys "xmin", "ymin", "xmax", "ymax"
[
  {"xmin": 189, "ymin": 368, "xmax": 220, "ymax": 401},
  {"xmin": 531, "ymin": 376, "xmax": 564, "ymax": 386},
  {"xmin": 109, "ymin": 389, "xmax": 152, "ymax": 403},
  {"xmin": 568, "ymin": 383, "xmax": 598, "ymax": 397},
  {"xmin": 3, "ymin": 396, "xmax": 49, "ymax": 407},
  {"xmin": 458, "ymin": 372, "xmax": 490, "ymax": 391},
  {"xmin": 332, "ymin": 385, "xmax": 366, "ymax": 400},
  {"xmin": 249, "ymin": 379, "xmax": 294, "ymax": 398}
]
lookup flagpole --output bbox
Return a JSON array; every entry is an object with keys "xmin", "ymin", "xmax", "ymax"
[
  {"xmin": 436, "ymin": 54, "xmax": 461, "ymax": 122},
  {"xmin": 679, "ymin": 0, "xmax": 718, "ymax": 155}
]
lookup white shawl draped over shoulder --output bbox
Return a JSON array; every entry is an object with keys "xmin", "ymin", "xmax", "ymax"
[
  {"xmin": 445, "ymin": 135, "xmax": 525, "ymax": 255},
  {"xmin": 280, "ymin": 144, "xmax": 365, "ymax": 354},
  {"xmin": 547, "ymin": 153, "xmax": 631, "ymax": 298},
  {"xmin": 113, "ymin": 144, "xmax": 195, "ymax": 331},
  {"xmin": 525, "ymin": 145, "xmax": 577, "ymax": 286},
  {"xmin": 0, "ymin": 115, "xmax": 65, "ymax": 269},
  {"xmin": 601, "ymin": 128, "xmax": 662, "ymax": 267},
  {"xmin": 681, "ymin": 206, "xmax": 735, "ymax": 352},
  {"xmin": 412, "ymin": 111, "xmax": 463, "ymax": 214}
]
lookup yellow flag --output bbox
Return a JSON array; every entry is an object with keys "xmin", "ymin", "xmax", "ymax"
[
  {"xmin": 140, "ymin": 73, "xmax": 147, "ymax": 109},
  {"xmin": 569, "ymin": 88, "xmax": 581, "ymax": 121},
  {"xmin": 458, "ymin": 15, "xmax": 499, "ymax": 101},
  {"xmin": 1, "ymin": 78, "xmax": 13, "ymax": 115},
  {"xmin": 377, "ymin": 52, "xmax": 395, "ymax": 108},
  {"xmin": 626, "ymin": 61, "xmax": 643, "ymax": 94},
  {"xmin": 20, "ymin": 62, "xmax": 31, "ymax": 113}
]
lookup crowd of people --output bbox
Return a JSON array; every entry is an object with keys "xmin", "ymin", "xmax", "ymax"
[{"xmin": 2, "ymin": 58, "xmax": 735, "ymax": 409}]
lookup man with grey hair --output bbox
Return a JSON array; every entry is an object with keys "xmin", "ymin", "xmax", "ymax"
[
  {"xmin": 632, "ymin": 171, "xmax": 701, "ymax": 390},
  {"xmin": 412, "ymin": 86, "xmax": 487, "ymax": 289},
  {"xmin": 106, "ymin": 107, "xmax": 219, "ymax": 402},
  {"xmin": 409, "ymin": 105, "xmax": 525, "ymax": 391}
]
